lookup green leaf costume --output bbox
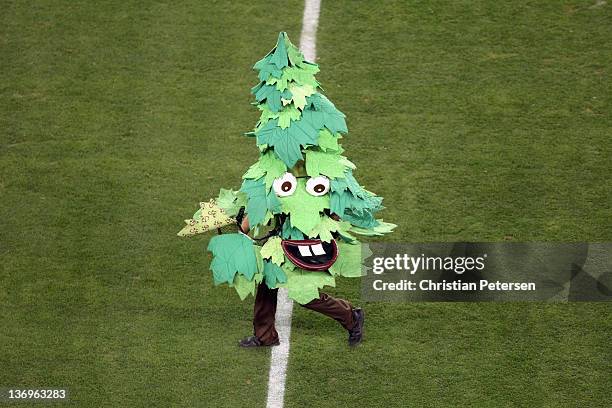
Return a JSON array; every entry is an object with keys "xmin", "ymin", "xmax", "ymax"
[{"xmin": 178, "ymin": 32, "xmax": 395, "ymax": 304}]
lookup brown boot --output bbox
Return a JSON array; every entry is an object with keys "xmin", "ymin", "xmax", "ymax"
[{"xmin": 348, "ymin": 308, "xmax": 364, "ymax": 347}]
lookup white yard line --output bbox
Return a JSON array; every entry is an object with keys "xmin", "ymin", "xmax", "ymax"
[
  {"xmin": 265, "ymin": 288, "xmax": 294, "ymax": 408},
  {"xmin": 265, "ymin": 1, "xmax": 321, "ymax": 408},
  {"xmin": 299, "ymin": 0, "xmax": 321, "ymax": 62}
]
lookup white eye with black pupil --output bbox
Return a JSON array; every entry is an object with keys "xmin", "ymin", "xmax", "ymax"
[
  {"xmin": 306, "ymin": 176, "xmax": 330, "ymax": 196},
  {"xmin": 272, "ymin": 172, "xmax": 297, "ymax": 197}
]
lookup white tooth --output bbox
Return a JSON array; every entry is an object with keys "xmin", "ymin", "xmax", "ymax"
[
  {"xmin": 311, "ymin": 243, "xmax": 325, "ymax": 256},
  {"xmin": 298, "ymin": 245, "xmax": 313, "ymax": 257}
]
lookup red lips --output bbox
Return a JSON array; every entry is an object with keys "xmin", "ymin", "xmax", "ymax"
[{"xmin": 281, "ymin": 239, "xmax": 339, "ymax": 271}]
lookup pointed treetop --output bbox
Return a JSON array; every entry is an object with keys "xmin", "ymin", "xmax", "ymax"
[
  {"xmin": 248, "ymin": 32, "xmax": 349, "ymax": 168},
  {"xmin": 269, "ymin": 32, "xmax": 289, "ymax": 69},
  {"xmin": 253, "ymin": 32, "xmax": 311, "ymax": 75}
]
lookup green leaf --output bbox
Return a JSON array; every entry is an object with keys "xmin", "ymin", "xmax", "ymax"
[
  {"xmin": 266, "ymin": 188, "xmax": 282, "ymax": 214},
  {"xmin": 270, "ymin": 75, "xmax": 289, "ymax": 92},
  {"xmin": 263, "ymin": 260, "xmax": 287, "ymax": 288},
  {"xmin": 308, "ymin": 216, "xmax": 339, "ymax": 242},
  {"xmin": 278, "ymin": 178, "xmax": 330, "ymax": 234},
  {"xmin": 343, "ymin": 205, "xmax": 383, "ymax": 228},
  {"xmin": 329, "ymin": 241, "xmax": 366, "ymax": 278},
  {"xmin": 296, "ymin": 60, "xmax": 320, "ymax": 74},
  {"xmin": 240, "ymin": 178, "xmax": 280, "ymax": 227},
  {"xmin": 350, "ymin": 221, "xmax": 397, "ymax": 236},
  {"xmin": 235, "ymin": 190, "xmax": 247, "ymax": 209},
  {"xmin": 282, "ymin": 66, "xmax": 319, "ymax": 88},
  {"xmin": 281, "ymin": 217, "xmax": 305, "ymax": 240},
  {"xmin": 215, "ymin": 189, "xmax": 246, "ymax": 218},
  {"xmin": 304, "ymin": 94, "xmax": 348, "ymax": 134},
  {"xmin": 287, "ymin": 44, "xmax": 304, "ymax": 66},
  {"xmin": 281, "ymin": 89, "xmax": 292, "ymax": 100},
  {"xmin": 278, "ymin": 105, "xmax": 302, "ymax": 129},
  {"xmin": 233, "ymin": 272, "xmax": 263, "ymax": 300},
  {"xmin": 288, "ymin": 83, "xmax": 315, "ymax": 110},
  {"xmin": 240, "ymin": 178, "xmax": 267, "ymax": 226},
  {"xmin": 330, "ymin": 169, "xmax": 367, "ymax": 198},
  {"xmin": 307, "ymin": 216, "xmax": 356, "ymax": 242},
  {"xmin": 254, "ymin": 243, "xmax": 264, "ymax": 274},
  {"xmin": 270, "ymin": 32, "xmax": 289, "ymax": 69},
  {"xmin": 259, "ymin": 151, "xmax": 287, "ymax": 189},
  {"xmin": 317, "ymin": 129, "xmax": 340, "ymax": 152},
  {"xmin": 287, "ymin": 115, "xmax": 320, "ymax": 144},
  {"xmin": 282, "ymin": 264, "xmax": 336, "ymax": 304},
  {"xmin": 242, "ymin": 151, "xmax": 287, "ymax": 190},
  {"xmin": 253, "ymin": 54, "xmax": 282, "ymax": 81},
  {"xmin": 208, "ymin": 233, "xmax": 258, "ymax": 284},
  {"xmin": 216, "ymin": 189, "xmax": 236, "ymax": 214},
  {"xmin": 258, "ymin": 103, "xmax": 280, "ymax": 123},
  {"xmin": 242, "ymin": 162, "xmax": 265, "ymax": 180},
  {"xmin": 256, "ymin": 118, "xmax": 319, "ymax": 167},
  {"xmin": 254, "ymin": 84, "xmax": 283, "ymax": 112},
  {"xmin": 305, "ymin": 149, "xmax": 355, "ymax": 178},
  {"xmin": 260, "ymin": 236, "xmax": 284, "ymax": 265},
  {"xmin": 336, "ymin": 220, "xmax": 357, "ymax": 242},
  {"xmin": 329, "ymin": 170, "xmax": 385, "ymax": 228}
]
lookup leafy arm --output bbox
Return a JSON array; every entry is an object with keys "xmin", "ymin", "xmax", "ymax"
[{"xmin": 177, "ymin": 189, "xmax": 247, "ymax": 237}]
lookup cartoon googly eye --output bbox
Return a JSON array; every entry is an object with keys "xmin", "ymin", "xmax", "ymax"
[
  {"xmin": 306, "ymin": 176, "xmax": 330, "ymax": 196},
  {"xmin": 272, "ymin": 172, "xmax": 298, "ymax": 197}
]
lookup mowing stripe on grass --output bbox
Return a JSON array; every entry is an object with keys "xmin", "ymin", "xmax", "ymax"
[{"xmin": 265, "ymin": 1, "xmax": 321, "ymax": 407}]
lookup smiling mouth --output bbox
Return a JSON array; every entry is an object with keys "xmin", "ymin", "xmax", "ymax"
[{"xmin": 281, "ymin": 239, "xmax": 339, "ymax": 271}]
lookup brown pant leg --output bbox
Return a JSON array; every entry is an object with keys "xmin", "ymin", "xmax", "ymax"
[
  {"xmin": 253, "ymin": 282, "xmax": 279, "ymax": 345},
  {"xmin": 301, "ymin": 292, "xmax": 356, "ymax": 330}
]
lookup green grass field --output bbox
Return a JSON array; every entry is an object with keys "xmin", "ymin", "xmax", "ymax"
[{"xmin": 1, "ymin": 1, "xmax": 610, "ymax": 407}]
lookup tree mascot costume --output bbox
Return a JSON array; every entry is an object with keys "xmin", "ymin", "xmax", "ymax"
[{"xmin": 178, "ymin": 32, "xmax": 395, "ymax": 347}]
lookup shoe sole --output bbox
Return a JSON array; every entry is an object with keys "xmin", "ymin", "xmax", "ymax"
[{"xmin": 238, "ymin": 340, "xmax": 280, "ymax": 348}]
